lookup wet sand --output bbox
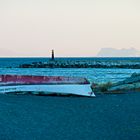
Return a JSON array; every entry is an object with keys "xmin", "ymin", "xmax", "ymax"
[{"xmin": 0, "ymin": 93, "xmax": 140, "ymax": 140}]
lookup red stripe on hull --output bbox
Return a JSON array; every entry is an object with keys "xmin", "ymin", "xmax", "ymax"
[{"xmin": 0, "ymin": 75, "xmax": 90, "ymax": 85}]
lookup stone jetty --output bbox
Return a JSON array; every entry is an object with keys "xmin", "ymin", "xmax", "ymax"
[{"xmin": 18, "ymin": 59, "xmax": 140, "ymax": 69}]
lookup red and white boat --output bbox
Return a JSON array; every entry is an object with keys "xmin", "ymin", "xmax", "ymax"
[{"xmin": 0, "ymin": 75, "xmax": 95, "ymax": 97}]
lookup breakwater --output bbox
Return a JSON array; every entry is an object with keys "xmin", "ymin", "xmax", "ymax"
[{"xmin": 19, "ymin": 59, "xmax": 140, "ymax": 69}]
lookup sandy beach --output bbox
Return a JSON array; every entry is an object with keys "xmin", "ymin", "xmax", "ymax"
[{"xmin": 0, "ymin": 93, "xmax": 140, "ymax": 140}]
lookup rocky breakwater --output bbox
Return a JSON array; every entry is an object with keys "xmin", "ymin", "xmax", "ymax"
[
  {"xmin": 19, "ymin": 60, "xmax": 140, "ymax": 69},
  {"xmin": 92, "ymin": 73, "xmax": 140, "ymax": 93}
]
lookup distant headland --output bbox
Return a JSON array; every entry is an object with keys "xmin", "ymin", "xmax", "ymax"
[{"xmin": 97, "ymin": 48, "xmax": 140, "ymax": 57}]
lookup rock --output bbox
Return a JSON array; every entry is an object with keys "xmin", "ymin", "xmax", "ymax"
[
  {"xmin": 107, "ymin": 73, "xmax": 140, "ymax": 93},
  {"xmin": 18, "ymin": 60, "xmax": 140, "ymax": 69},
  {"xmin": 92, "ymin": 73, "xmax": 140, "ymax": 94},
  {"xmin": 108, "ymin": 84, "xmax": 135, "ymax": 91},
  {"xmin": 113, "ymin": 73, "xmax": 140, "ymax": 87}
]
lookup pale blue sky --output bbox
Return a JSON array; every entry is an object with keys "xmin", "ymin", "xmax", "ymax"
[{"xmin": 0, "ymin": 0, "xmax": 140, "ymax": 57}]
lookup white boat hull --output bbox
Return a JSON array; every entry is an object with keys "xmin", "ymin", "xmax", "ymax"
[{"xmin": 0, "ymin": 84, "xmax": 95, "ymax": 97}]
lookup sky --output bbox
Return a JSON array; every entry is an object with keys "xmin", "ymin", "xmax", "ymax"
[{"xmin": 0, "ymin": 0, "xmax": 140, "ymax": 57}]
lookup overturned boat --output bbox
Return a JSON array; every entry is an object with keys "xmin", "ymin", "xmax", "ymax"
[{"xmin": 0, "ymin": 75, "xmax": 95, "ymax": 97}]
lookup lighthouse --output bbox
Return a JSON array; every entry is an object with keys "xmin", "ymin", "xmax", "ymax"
[{"xmin": 51, "ymin": 50, "xmax": 55, "ymax": 60}]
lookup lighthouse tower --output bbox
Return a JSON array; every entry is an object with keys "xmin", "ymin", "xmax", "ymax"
[{"xmin": 51, "ymin": 50, "xmax": 55, "ymax": 60}]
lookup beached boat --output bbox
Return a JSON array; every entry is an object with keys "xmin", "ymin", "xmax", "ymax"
[{"xmin": 0, "ymin": 75, "xmax": 95, "ymax": 97}]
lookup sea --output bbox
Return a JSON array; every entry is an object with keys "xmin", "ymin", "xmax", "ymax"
[{"xmin": 0, "ymin": 57, "xmax": 140, "ymax": 83}]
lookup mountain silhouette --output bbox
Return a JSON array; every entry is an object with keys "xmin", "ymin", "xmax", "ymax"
[
  {"xmin": 97, "ymin": 48, "xmax": 140, "ymax": 57},
  {"xmin": 0, "ymin": 48, "xmax": 25, "ymax": 57}
]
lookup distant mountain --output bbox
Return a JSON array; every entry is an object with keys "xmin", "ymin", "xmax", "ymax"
[
  {"xmin": 0, "ymin": 48, "xmax": 24, "ymax": 57},
  {"xmin": 97, "ymin": 48, "xmax": 140, "ymax": 57}
]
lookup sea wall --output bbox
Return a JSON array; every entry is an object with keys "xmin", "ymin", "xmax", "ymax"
[{"xmin": 18, "ymin": 60, "xmax": 140, "ymax": 69}]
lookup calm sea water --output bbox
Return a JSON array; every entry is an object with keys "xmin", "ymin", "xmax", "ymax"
[{"xmin": 0, "ymin": 57, "xmax": 140, "ymax": 83}]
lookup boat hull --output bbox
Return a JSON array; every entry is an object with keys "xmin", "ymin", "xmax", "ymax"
[{"xmin": 0, "ymin": 84, "xmax": 95, "ymax": 97}]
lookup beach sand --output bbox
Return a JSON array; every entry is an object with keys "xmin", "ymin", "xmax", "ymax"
[{"xmin": 0, "ymin": 93, "xmax": 140, "ymax": 140}]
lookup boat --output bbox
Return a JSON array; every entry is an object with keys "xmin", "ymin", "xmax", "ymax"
[{"xmin": 0, "ymin": 75, "xmax": 95, "ymax": 97}]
